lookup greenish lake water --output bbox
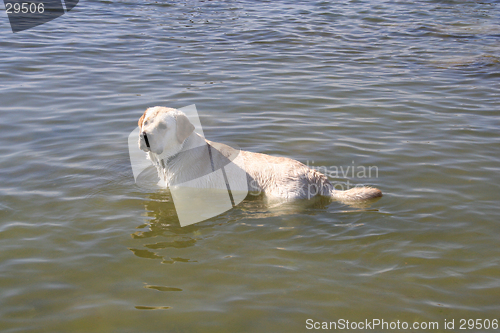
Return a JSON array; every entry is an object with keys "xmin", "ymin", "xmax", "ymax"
[{"xmin": 1, "ymin": 0, "xmax": 499, "ymax": 332}]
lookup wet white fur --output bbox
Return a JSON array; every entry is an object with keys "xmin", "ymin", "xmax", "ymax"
[{"xmin": 138, "ymin": 106, "xmax": 382, "ymax": 202}]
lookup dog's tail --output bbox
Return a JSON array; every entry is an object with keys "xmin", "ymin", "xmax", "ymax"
[{"xmin": 329, "ymin": 186, "xmax": 382, "ymax": 202}]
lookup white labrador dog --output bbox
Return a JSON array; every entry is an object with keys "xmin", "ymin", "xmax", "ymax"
[{"xmin": 138, "ymin": 106, "xmax": 382, "ymax": 202}]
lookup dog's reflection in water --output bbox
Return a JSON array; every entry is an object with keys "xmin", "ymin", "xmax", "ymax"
[
  {"xmin": 137, "ymin": 189, "xmax": 381, "ymax": 230},
  {"xmin": 129, "ymin": 190, "xmax": 380, "ymax": 263},
  {"xmin": 129, "ymin": 191, "xmax": 196, "ymax": 264}
]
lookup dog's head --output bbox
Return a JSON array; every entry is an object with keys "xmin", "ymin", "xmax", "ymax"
[{"xmin": 138, "ymin": 106, "xmax": 195, "ymax": 156}]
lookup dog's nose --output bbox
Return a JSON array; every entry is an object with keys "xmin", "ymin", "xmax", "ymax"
[{"xmin": 142, "ymin": 132, "xmax": 150, "ymax": 148}]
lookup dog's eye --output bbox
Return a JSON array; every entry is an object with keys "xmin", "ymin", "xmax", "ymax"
[{"xmin": 158, "ymin": 122, "xmax": 167, "ymax": 130}]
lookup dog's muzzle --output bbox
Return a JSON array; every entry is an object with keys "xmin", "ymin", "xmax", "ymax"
[{"xmin": 142, "ymin": 132, "xmax": 150, "ymax": 149}]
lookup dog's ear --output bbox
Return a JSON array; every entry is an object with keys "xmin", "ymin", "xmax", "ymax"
[
  {"xmin": 175, "ymin": 113, "xmax": 195, "ymax": 143},
  {"xmin": 138, "ymin": 110, "xmax": 147, "ymax": 128}
]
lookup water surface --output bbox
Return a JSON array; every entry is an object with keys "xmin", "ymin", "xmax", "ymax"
[{"xmin": 0, "ymin": 0, "xmax": 499, "ymax": 332}]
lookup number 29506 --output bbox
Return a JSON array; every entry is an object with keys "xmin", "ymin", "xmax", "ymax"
[{"xmin": 5, "ymin": 2, "xmax": 45, "ymax": 14}]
